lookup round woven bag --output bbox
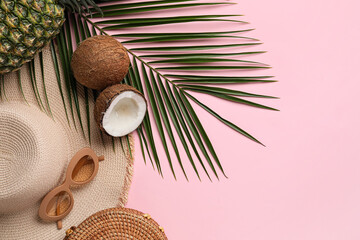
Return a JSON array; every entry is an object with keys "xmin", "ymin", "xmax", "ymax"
[{"xmin": 64, "ymin": 208, "xmax": 168, "ymax": 240}]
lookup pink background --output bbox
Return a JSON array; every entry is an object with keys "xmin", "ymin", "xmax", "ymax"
[{"xmin": 125, "ymin": 0, "xmax": 360, "ymax": 239}]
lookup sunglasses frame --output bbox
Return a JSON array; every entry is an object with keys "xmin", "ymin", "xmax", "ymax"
[{"xmin": 38, "ymin": 148, "xmax": 104, "ymax": 223}]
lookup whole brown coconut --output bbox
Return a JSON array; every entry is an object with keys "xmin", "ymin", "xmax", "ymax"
[
  {"xmin": 94, "ymin": 84, "xmax": 147, "ymax": 137},
  {"xmin": 71, "ymin": 35, "xmax": 130, "ymax": 90}
]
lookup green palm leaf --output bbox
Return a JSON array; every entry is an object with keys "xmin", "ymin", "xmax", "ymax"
[
  {"xmin": 167, "ymin": 74, "xmax": 275, "ymax": 84},
  {"xmin": 98, "ymin": 0, "xmax": 196, "ymax": 11},
  {"xmin": 114, "ymin": 29, "xmax": 254, "ymax": 38},
  {"xmin": 130, "ymin": 43, "xmax": 261, "ymax": 51},
  {"xmin": 149, "ymin": 58, "xmax": 265, "ymax": 65},
  {"xmin": 140, "ymin": 51, "xmax": 266, "ymax": 59},
  {"xmin": 93, "ymin": 2, "xmax": 235, "ymax": 17},
  {"xmin": 179, "ymin": 85, "xmax": 277, "ymax": 98},
  {"xmin": 49, "ymin": 0, "xmax": 277, "ymax": 180}
]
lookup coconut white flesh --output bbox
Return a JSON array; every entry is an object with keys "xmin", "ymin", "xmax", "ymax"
[{"xmin": 102, "ymin": 91, "xmax": 146, "ymax": 137}]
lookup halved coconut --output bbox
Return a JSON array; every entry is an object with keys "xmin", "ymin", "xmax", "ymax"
[{"xmin": 94, "ymin": 84, "xmax": 147, "ymax": 137}]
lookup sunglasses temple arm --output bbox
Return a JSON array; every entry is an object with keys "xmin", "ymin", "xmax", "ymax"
[
  {"xmin": 57, "ymin": 220, "xmax": 63, "ymax": 230},
  {"xmin": 98, "ymin": 155, "xmax": 105, "ymax": 161}
]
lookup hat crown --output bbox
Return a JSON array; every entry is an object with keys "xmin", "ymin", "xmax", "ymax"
[{"xmin": 0, "ymin": 103, "xmax": 68, "ymax": 214}]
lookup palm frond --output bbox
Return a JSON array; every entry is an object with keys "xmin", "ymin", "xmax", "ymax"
[{"xmin": 52, "ymin": 0, "xmax": 277, "ymax": 180}]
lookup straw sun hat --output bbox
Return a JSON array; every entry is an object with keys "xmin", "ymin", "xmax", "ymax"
[{"xmin": 0, "ymin": 46, "xmax": 134, "ymax": 239}]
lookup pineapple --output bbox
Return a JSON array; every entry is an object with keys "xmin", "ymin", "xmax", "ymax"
[{"xmin": 0, "ymin": 0, "xmax": 101, "ymax": 75}]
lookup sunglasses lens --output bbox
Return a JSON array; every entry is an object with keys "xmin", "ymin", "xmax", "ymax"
[
  {"xmin": 46, "ymin": 191, "xmax": 71, "ymax": 217},
  {"xmin": 71, "ymin": 155, "xmax": 95, "ymax": 183}
]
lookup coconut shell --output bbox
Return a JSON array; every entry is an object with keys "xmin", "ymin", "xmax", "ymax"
[
  {"xmin": 94, "ymin": 84, "xmax": 146, "ymax": 135},
  {"xmin": 71, "ymin": 35, "xmax": 130, "ymax": 90}
]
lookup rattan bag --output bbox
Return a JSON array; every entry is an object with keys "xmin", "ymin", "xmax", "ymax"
[{"xmin": 64, "ymin": 208, "xmax": 168, "ymax": 240}]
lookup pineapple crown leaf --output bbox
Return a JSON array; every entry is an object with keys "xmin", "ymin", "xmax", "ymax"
[{"xmin": 58, "ymin": 0, "xmax": 103, "ymax": 16}]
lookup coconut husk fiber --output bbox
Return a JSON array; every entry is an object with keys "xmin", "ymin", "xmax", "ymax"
[{"xmin": 71, "ymin": 35, "xmax": 130, "ymax": 90}]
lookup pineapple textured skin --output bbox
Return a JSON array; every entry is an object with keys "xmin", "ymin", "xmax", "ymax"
[{"xmin": 0, "ymin": 0, "xmax": 65, "ymax": 74}]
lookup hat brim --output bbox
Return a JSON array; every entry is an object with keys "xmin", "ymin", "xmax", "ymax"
[{"xmin": 0, "ymin": 46, "xmax": 134, "ymax": 239}]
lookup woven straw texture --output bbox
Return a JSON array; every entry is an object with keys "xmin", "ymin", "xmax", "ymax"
[
  {"xmin": 0, "ymin": 46, "xmax": 134, "ymax": 240},
  {"xmin": 0, "ymin": 103, "xmax": 69, "ymax": 214},
  {"xmin": 64, "ymin": 208, "xmax": 168, "ymax": 240}
]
